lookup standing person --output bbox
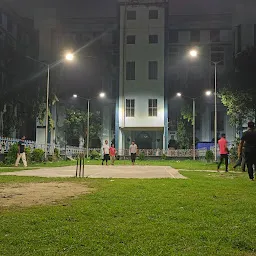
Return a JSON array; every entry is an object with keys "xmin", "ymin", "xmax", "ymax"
[
  {"xmin": 102, "ymin": 140, "xmax": 110, "ymax": 166},
  {"xmin": 15, "ymin": 136, "xmax": 27, "ymax": 167},
  {"xmin": 238, "ymin": 121, "xmax": 256, "ymax": 181},
  {"xmin": 217, "ymin": 133, "xmax": 229, "ymax": 172},
  {"xmin": 109, "ymin": 143, "xmax": 116, "ymax": 165},
  {"xmin": 129, "ymin": 141, "xmax": 138, "ymax": 166}
]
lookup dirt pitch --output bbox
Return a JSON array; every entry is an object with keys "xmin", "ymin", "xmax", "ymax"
[{"xmin": 0, "ymin": 182, "xmax": 91, "ymax": 208}]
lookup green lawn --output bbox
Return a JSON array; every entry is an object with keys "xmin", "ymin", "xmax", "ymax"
[
  {"xmin": 83, "ymin": 159, "xmax": 231, "ymax": 171},
  {"xmin": 0, "ymin": 172, "xmax": 255, "ymax": 255},
  {"xmin": 1, "ymin": 159, "xmax": 237, "ymax": 171}
]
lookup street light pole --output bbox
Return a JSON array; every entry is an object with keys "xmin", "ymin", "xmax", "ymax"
[
  {"xmin": 87, "ymin": 99, "xmax": 90, "ymax": 159},
  {"xmin": 192, "ymin": 98, "xmax": 196, "ymax": 160},
  {"xmin": 214, "ymin": 62, "xmax": 217, "ymax": 162},
  {"xmin": 45, "ymin": 64, "xmax": 50, "ymax": 160}
]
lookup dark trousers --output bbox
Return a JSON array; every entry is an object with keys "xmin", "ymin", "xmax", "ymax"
[
  {"xmin": 131, "ymin": 153, "xmax": 136, "ymax": 163},
  {"xmin": 244, "ymin": 151, "xmax": 256, "ymax": 180},
  {"xmin": 218, "ymin": 154, "xmax": 229, "ymax": 171}
]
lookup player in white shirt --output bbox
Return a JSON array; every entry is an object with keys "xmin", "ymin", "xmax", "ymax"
[
  {"xmin": 129, "ymin": 141, "xmax": 138, "ymax": 166},
  {"xmin": 102, "ymin": 140, "xmax": 110, "ymax": 165}
]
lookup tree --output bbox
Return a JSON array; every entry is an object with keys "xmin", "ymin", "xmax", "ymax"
[
  {"xmin": 176, "ymin": 103, "xmax": 193, "ymax": 149},
  {"xmin": 64, "ymin": 108, "xmax": 102, "ymax": 147},
  {"xmin": 219, "ymin": 46, "xmax": 256, "ymax": 128}
]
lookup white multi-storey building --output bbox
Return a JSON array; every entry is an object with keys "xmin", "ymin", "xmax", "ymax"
[{"xmin": 117, "ymin": 0, "xmax": 169, "ymax": 151}]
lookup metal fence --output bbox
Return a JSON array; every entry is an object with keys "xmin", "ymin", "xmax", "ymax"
[{"xmin": 0, "ymin": 136, "xmax": 216, "ymax": 158}]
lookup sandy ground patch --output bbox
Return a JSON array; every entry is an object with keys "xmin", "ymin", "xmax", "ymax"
[{"xmin": 0, "ymin": 182, "xmax": 91, "ymax": 208}]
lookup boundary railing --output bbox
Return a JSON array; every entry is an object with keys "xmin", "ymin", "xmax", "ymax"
[{"xmin": 0, "ymin": 137, "xmax": 219, "ymax": 158}]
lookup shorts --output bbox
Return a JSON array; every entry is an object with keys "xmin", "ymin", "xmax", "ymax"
[
  {"xmin": 103, "ymin": 154, "xmax": 110, "ymax": 161},
  {"xmin": 131, "ymin": 153, "xmax": 136, "ymax": 162}
]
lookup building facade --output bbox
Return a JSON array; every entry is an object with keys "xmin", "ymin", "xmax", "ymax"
[
  {"xmin": 31, "ymin": 0, "xmax": 248, "ymax": 151},
  {"xmin": 0, "ymin": 1, "xmax": 38, "ymax": 139},
  {"xmin": 117, "ymin": 0, "xmax": 169, "ymax": 151}
]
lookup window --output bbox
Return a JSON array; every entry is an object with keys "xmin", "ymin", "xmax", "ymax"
[
  {"xmin": 126, "ymin": 61, "xmax": 135, "ymax": 80},
  {"xmin": 126, "ymin": 99, "xmax": 135, "ymax": 117},
  {"xmin": 148, "ymin": 61, "xmax": 158, "ymax": 80},
  {"xmin": 112, "ymin": 54, "xmax": 119, "ymax": 67},
  {"xmin": 168, "ymin": 46, "xmax": 179, "ymax": 66},
  {"xmin": 149, "ymin": 34, "xmax": 158, "ymax": 44},
  {"xmin": 190, "ymin": 30, "xmax": 200, "ymax": 42},
  {"xmin": 126, "ymin": 35, "xmax": 136, "ymax": 44},
  {"xmin": 210, "ymin": 30, "xmax": 220, "ymax": 42},
  {"xmin": 211, "ymin": 46, "xmax": 224, "ymax": 65},
  {"xmin": 112, "ymin": 31, "xmax": 118, "ymax": 45},
  {"xmin": 148, "ymin": 99, "xmax": 157, "ymax": 117},
  {"xmin": 127, "ymin": 11, "xmax": 136, "ymax": 20},
  {"xmin": 169, "ymin": 30, "xmax": 178, "ymax": 43},
  {"xmin": 149, "ymin": 10, "xmax": 158, "ymax": 19}
]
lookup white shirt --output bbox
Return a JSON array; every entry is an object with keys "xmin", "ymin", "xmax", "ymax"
[
  {"xmin": 103, "ymin": 144, "xmax": 109, "ymax": 154},
  {"xmin": 129, "ymin": 144, "xmax": 137, "ymax": 154}
]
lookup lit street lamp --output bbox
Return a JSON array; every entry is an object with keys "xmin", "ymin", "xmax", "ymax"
[
  {"xmin": 72, "ymin": 92, "xmax": 106, "ymax": 159},
  {"xmin": 177, "ymin": 91, "xmax": 212, "ymax": 160},
  {"xmin": 189, "ymin": 49, "xmax": 222, "ymax": 162},
  {"xmin": 26, "ymin": 53, "xmax": 74, "ymax": 159}
]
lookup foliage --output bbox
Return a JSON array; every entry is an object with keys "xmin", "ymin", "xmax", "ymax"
[
  {"xmin": 161, "ymin": 153, "xmax": 167, "ymax": 160},
  {"xmin": 220, "ymin": 46, "xmax": 256, "ymax": 127},
  {"xmin": 205, "ymin": 150, "xmax": 214, "ymax": 163},
  {"xmin": 138, "ymin": 152, "xmax": 145, "ymax": 161},
  {"xmin": 54, "ymin": 148, "xmax": 60, "ymax": 159},
  {"xmin": 219, "ymin": 88, "xmax": 254, "ymax": 126},
  {"xmin": 90, "ymin": 150, "xmax": 101, "ymax": 160},
  {"xmin": 25, "ymin": 147, "xmax": 31, "ymax": 163},
  {"xmin": 181, "ymin": 104, "xmax": 193, "ymax": 124},
  {"xmin": 31, "ymin": 149, "xmax": 45, "ymax": 163},
  {"xmin": 4, "ymin": 143, "xmax": 19, "ymax": 164},
  {"xmin": 64, "ymin": 108, "xmax": 102, "ymax": 147},
  {"xmin": 176, "ymin": 118, "xmax": 192, "ymax": 149},
  {"xmin": 168, "ymin": 139, "xmax": 177, "ymax": 149}
]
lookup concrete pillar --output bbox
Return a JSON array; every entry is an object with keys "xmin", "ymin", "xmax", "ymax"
[{"xmin": 102, "ymin": 104, "xmax": 112, "ymax": 144}]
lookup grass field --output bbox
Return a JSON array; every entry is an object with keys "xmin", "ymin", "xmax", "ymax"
[
  {"xmin": 1, "ymin": 159, "xmax": 237, "ymax": 171},
  {"xmin": 0, "ymin": 171, "xmax": 255, "ymax": 255}
]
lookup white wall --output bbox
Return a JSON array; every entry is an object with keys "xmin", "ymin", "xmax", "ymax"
[{"xmin": 119, "ymin": 3, "xmax": 166, "ymax": 128}]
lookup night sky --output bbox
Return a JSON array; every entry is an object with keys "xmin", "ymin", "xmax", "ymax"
[{"xmin": 8, "ymin": 0, "xmax": 235, "ymax": 18}]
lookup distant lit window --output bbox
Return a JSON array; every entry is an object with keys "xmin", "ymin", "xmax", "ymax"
[
  {"xmin": 148, "ymin": 61, "xmax": 158, "ymax": 80},
  {"xmin": 126, "ymin": 61, "xmax": 135, "ymax": 80},
  {"xmin": 148, "ymin": 99, "xmax": 157, "ymax": 116},
  {"xmin": 126, "ymin": 99, "xmax": 135, "ymax": 117}
]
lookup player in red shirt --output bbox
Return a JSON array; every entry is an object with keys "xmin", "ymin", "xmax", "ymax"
[
  {"xmin": 109, "ymin": 143, "xmax": 116, "ymax": 165},
  {"xmin": 217, "ymin": 133, "xmax": 229, "ymax": 172}
]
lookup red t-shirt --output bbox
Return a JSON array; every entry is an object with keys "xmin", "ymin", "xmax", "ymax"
[
  {"xmin": 109, "ymin": 147, "xmax": 116, "ymax": 156},
  {"xmin": 218, "ymin": 138, "xmax": 228, "ymax": 154}
]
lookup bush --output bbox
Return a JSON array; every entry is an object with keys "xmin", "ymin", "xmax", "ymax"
[
  {"xmin": 90, "ymin": 150, "xmax": 101, "ymax": 160},
  {"xmin": 138, "ymin": 152, "xmax": 145, "ymax": 161},
  {"xmin": 31, "ymin": 149, "xmax": 45, "ymax": 162},
  {"xmin": 5, "ymin": 143, "xmax": 18, "ymax": 164},
  {"xmin": 161, "ymin": 153, "xmax": 167, "ymax": 160},
  {"xmin": 205, "ymin": 150, "xmax": 214, "ymax": 163},
  {"xmin": 25, "ymin": 147, "xmax": 31, "ymax": 163},
  {"xmin": 54, "ymin": 148, "xmax": 60, "ymax": 159}
]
